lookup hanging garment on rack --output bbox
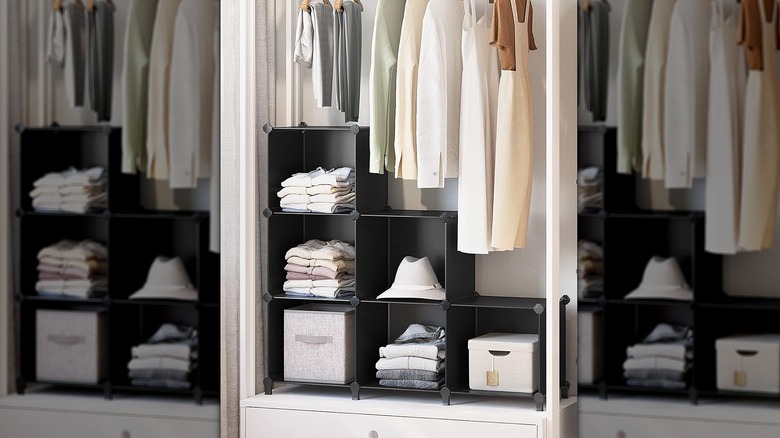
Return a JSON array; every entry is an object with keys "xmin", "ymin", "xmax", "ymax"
[
  {"xmin": 664, "ymin": 0, "xmax": 710, "ymax": 189},
  {"xmin": 394, "ymin": 0, "xmax": 430, "ymax": 180},
  {"xmin": 211, "ymin": 18, "xmax": 220, "ymax": 254},
  {"xmin": 490, "ymin": 0, "xmax": 535, "ymax": 251},
  {"xmin": 63, "ymin": 2, "xmax": 86, "ymax": 108},
  {"xmin": 491, "ymin": 0, "xmax": 536, "ymax": 70},
  {"xmin": 121, "ymin": 0, "xmax": 159, "ymax": 175},
  {"xmin": 582, "ymin": 0, "xmax": 610, "ymax": 122},
  {"xmin": 146, "ymin": 0, "xmax": 183, "ymax": 180},
  {"xmin": 334, "ymin": 0, "xmax": 363, "ymax": 122},
  {"xmin": 47, "ymin": 9, "xmax": 66, "ymax": 68},
  {"xmin": 640, "ymin": 0, "xmax": 676, "ymax": 181},
  {"xmin": 416, "ymin": 0, "xmax": 464, "ymax": 189},
  {"xmin": 616, "ymin": 0, "xmax": 654, "ymax": 174},
  {"xmin": 369, "ymin": 0, "xmax": 406, "ymax": 174},
  {"xmin": 739, "ymin": 0, "xmax": 780, "ymax": 251},
  {"xmin": 168, "ymin": 0, "xmax": 217, "ymax": 189},
  {"xmin": 310, "ymin": 2, "xmax": 334, "ymax": 108},
  {"xmin": 86, "ymin": 0, "xmax": 115, "ymax": 122},
  {"xmin": 706, "ymin": 0, "xmax": 746, "ymax": 255},
  {"xmin": 294, "ymin": 7, "xmax": 314, "ymax": 68},
  {"xmin": 457, "ymin": 0, "xmax": 500, "ymax": 254}
]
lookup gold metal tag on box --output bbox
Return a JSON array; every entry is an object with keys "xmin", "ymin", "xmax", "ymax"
[
  {"xmin": 487, "ymin": 370, "xmax": 499, "ymax": 387},
  {"xmin": 734, "ymin": 370, "xmax": 747, "ymax": 387}
]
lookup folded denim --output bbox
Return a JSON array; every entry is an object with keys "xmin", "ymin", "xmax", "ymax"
[
  {"xmin": 625, "ymin": 379, "xmax": 686, "ymax": 389},
  {"xmin": 128, "ymin": 369, "xmax": 190, "ymax": 381},
  {"xmin": 394, "ymin": 324, "xmax": 445, "ymax": 344},
  {"xmin": 623, "ymin": 369, "xmax": 686, "ymax": 381},
  {"xmin": 376, "ymin": 369, "xmax": 441, "ymax": 382},
  {"xmin": 378, "ymin": 378, "xmax": 444, "ymax": 390}
]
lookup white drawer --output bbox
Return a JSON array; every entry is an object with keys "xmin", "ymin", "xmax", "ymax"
[
  {"xmin": 245, "ymin": 407, "xmax": 538, "ymax": 438},
  {"xmin": 579, "ymin": 413, "xmax": 780, "ymax": 438}
]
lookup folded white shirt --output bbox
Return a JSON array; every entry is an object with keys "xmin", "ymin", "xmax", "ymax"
[
  {"xmin": 310, "ymin": 167, "xmax": 354, "ymax": 186},
  {"xmin": 306, "ymin": 184, "xmax": 355, "ymax": 195},
  {"xmin": 284, "ymin": 276, "xmax": 355, "ymax": 289},
  {"xmin": 280, "ymin": 194, "xmax": 311, "ymax": 205},
  {"xmin": 37, "ymin": 240, "xmax": 108, "ymax": 261},
  {"xmin": 34, "ymin": 167, "xmax": 105, "ymax": 188},
  {"xmin": 286, "ymin": 256, "xmax": 355, "ymax": 272},
  {"xmin": 277, "ymin": 186, "xmax": 309, "ymax": 197},
  {"xmin": 285, "ymin": 239, "xmax": 356, "ymax": 261},
  {"xmin": 379, "ymin": 342, "xmax": 445, "ymax": 361},
  {"xmin": 308, "ymin": 202, "xmax": 355, "ymax": 214},
  {"xmin": 309, "ymin": 192, "xmax": 356, "ymax": 204},
  {"xmin": 375, "ymin": 357, "xmax": 444, "ymax": 372},
  {"xmin": 623, "ymin": 357, "xmax": 688, "ymax": 372},
  {"xmin": 280, "ymin": 167, "xmax": 326, "ymax": 188},
  {"xmin": 128, "ymin": 357, "xmax": 192, "ymax": 372}
]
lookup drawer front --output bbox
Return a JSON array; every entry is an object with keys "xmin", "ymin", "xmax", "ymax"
[
  {"xmin": 245, "ymin": 407, "xmax": 538, "ymax": 438},
  {"xmin": 580, "ymin": 413, "xmax": 780, "ymax": 438}
]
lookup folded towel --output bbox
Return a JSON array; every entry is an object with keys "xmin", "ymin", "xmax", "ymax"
[
  {"xmin": 627, "ymin": 343, "xmax": 691, "ymax": 361},
  {"xmin": 128, "ymin": 357, "xmax": 192, "ymax": 372},
  {"xmin": 286, "ymin": 256, "xmax": 355, "ymax": 273},
  {"xmin": 132, "ymin": 344, "xmax": 194, "ymax": 360},
  {"xmin": 376, "ymin": 369, "xmax": 442, "ymax": 382},
  {"xmin": 625, "ymin": 379, "xmax": 686, "ymax": 389},
  {"xmin": 623, "ymin": 357, "xmax": 688, "ymax": 372},
  {"xmin": 128, "ymin": 369, "xmax": 190, "ymax": 381},
  {"xmin": 285, "ymin": 239, "xmax": 356, "ymax": 261},
  {"xmin": 379, "ymin": 341, "xmax": 445, "ymax": 361},
  {"xmin": 279, "ymin": 194, "xmax": 312, "ymax": 205},
  {"xmin": 375, "ymin": 357, "xmax": 444, "ymax": 372},
  {"xmin": 378, "ymin": 378, "xmax": 443, "ymax": 390},
  {"xmin": 285, "ymin": 263, "xmax": 353, "ymax": 277}
]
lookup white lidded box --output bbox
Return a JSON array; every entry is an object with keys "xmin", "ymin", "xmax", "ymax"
[
  {"xmin": 36, "ymin": 309, "xmax": 107, "ymax": 383},
  {"xmin": 716, "ymin": 334, "xmax": 780, "ymax": 393},
  {"xmin": 284, "ymin": 304, "xmax": 355, "ymax": 384},
  {"xmin": 468, "ymin": 332, "xmax": 539, "ymax": 393}
]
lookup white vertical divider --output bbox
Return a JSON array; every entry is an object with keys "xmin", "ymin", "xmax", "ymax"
[{"xmin": 239, "ymin": 0, "xmax": 258, "ymax": 400}]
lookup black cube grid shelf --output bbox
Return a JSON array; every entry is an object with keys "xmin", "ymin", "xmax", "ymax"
[
  {"xmin": 574, "ymin": 126, "xmax": 780, "ymax": 405},
  {"xmin": 262, "ymin": 125, "xmax": 568, "ymax": 411},
  {"xmin": 14, "ymin": 125, "xmax": 219, "ymax": 403}
]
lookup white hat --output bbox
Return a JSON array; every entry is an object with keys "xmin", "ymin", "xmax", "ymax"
[
  {"xmin": 130, "ymin": 256, "xmax": 198, "ymax": 301},
  {"xmin": 377, "ymin": 256, "xmax": 445, "ymax": 301},
  {"xmin": 625, "ymin": 256, "xmax": 692, "ymax": 301}
]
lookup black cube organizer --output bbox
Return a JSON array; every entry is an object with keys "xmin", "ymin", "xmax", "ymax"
[
  {"xmin": 261, "ymin": 124, "xmax": 569, "ymax": 411},
  {"xmin": 14, "ymin": 125, "xmax": 219, "ymax": 403}
]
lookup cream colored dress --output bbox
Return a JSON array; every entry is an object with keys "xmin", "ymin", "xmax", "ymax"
[{"xmin": 491, "ymin": 0, "xmax": 533, "ymax": 251}]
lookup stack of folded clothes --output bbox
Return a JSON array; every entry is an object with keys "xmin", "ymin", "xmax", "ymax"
[
  {"xmin": 623, "ymin": 323, "xmax": 693, "ymax": 389},
  {"xmin": 128, "ymin": 323, "xmax": 197, "ymax": 389},
  {"xmin": 277, "ymin": 167, "xmax": 355, "ymax": 213},
  {"xmin": 578, "ymin": 240, "xmax": 603, "ymax": 299},
  {"xmin": 577, "ymin": 167, "xmax": 602, "ymax": 212},
  {"xmin": 283, "ymin": 239, "xmax": 356, "ymax": 298},
  {"xmin": 30, "ymin": 167, "xmax": 107, "ymax": 213},
  {"xmin": 35, "ymin": 240, "xmax": 107, "ymax": 298},
  {"xmin": 376, "ymin": 324, "xmax": 445, "ymax": 389}
]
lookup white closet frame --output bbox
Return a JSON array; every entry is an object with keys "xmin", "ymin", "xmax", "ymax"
[{"xmin": 227, "ymin": 0, "xmax": 579, "ymax": 436}]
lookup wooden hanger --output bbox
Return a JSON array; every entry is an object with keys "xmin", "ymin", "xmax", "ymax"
[
  {"xmin": 581, "ymin": 0, "xmax": 591, "ymax": 12},
  {"xmin": 300, "ymin": 0, "xmax": 312, "ymax": 12},
  {"xmin": 334, "ymin": 0, "xmax": 358, "ymax": 11},
  {"xmin": 53, "ymin": 0, "xmax": 63, "ymax": 12},
  {"xmin": 86, "ymin": 0, "xmax": 95, "ymax": 11}
]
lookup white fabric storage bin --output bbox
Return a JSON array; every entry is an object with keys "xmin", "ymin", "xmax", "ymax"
[
  {"xmin": 578, "ymin": 310, "xmax": 603, "ymax": 385},
  {"xmin": 716, "ymin": 334, "xmax": 780, "ymax": 393},
  {"xmin": 468, "ymin": 333, "xmax": 538, "ymax": 393},
  {"xmin": 284, "ymin": 304, "xmax": 355, "ymax": 384},
  {"xmin": 36, "ymin": 309, "xmax": 107, "ymax": 383}
]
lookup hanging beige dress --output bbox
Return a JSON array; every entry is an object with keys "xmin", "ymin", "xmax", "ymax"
[
  {"xmin": 491, "ymin": 0, "xmax": 534, "ymax": 251},
  {"xmin": 739, "ymin": 0, "xmax": 780, "ymax": 251}
]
